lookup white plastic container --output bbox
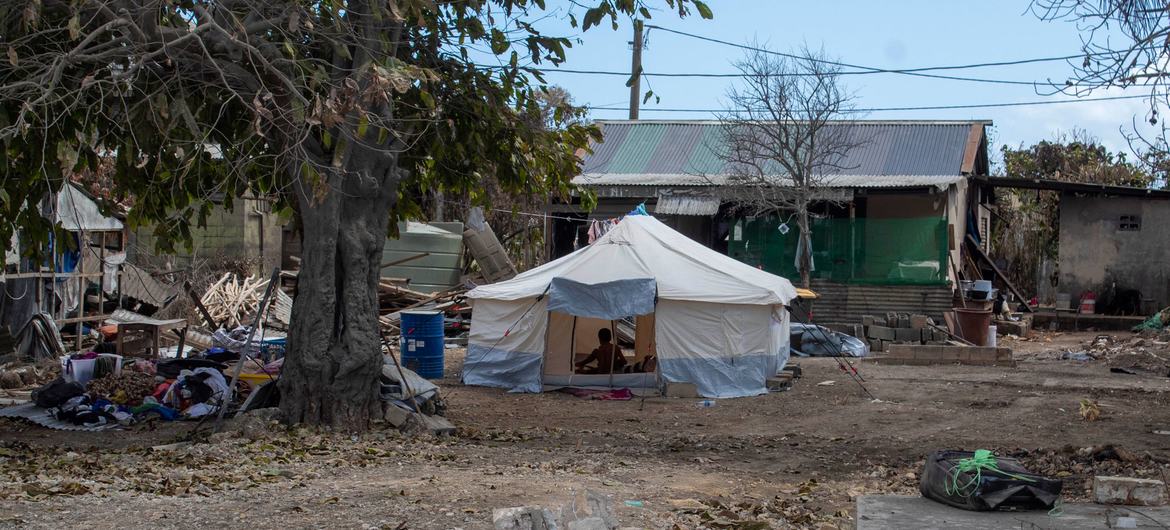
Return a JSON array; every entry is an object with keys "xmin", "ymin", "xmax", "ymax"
[
  {"xmin": 62, "ymin": 356, "xmax": 97, "ymax": 386},
  {"xmin": 988, "ymin": 326, "xmax": 997, "ymax": 347}
]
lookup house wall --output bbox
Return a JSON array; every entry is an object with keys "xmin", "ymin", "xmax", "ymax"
[
  {"xmin": 131, "ymin": 197, "xmax": 283, "ymax": 273},
  {"xmin": 1058, "ymin": 194, "xmax": 1170, "ymax": 308},
  {"xmin": 866, "ymin": 192, "xmax": 945, "ymax": 218},
  {"xmin": 551, "ymin": 197, "xmax": 715, "ymax": 252}
]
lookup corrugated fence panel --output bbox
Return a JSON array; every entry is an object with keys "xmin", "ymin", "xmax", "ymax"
[
  {"xmin": 807, "ymin": 280, "xmax": 954, "ymax": 325},
  {"xmin": 383, "ymin": 222, "xmax": 464, "ymax": 293}
]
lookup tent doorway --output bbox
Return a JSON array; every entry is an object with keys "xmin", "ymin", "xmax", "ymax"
[{"xmin": 543, "ymin": 312, "xmax": 658, "ymax": 388}]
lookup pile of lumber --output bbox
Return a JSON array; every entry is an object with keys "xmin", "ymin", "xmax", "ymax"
[
  {"xmin": 200, "ymin": 273, "xmax": 273, "ymax": 328},
  {"xmin": 377, "ymin": 284, "xmax": 467, "ymax": 333}
]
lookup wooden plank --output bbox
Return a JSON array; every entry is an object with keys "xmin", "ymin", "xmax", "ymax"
[
  {"xmin": 960, "ymin": 123, "xmax": 984, "ymax": 175},
  {"xmin": 379, "ymin": 252, "xmax": 430, "ymax": 270},
  {"xmin": 965, "ymin": 234, "xmax": 1033, "ymax": 312},
  {"xmin": 184, "ymin": 280, "xmax": 220, "ymax": 329},
  {"xmin": 54, "ymin": 314, "xmax": 113, "ymax": 325},
  {"xmin": 0, "ymin": 272, "xmax": 105, "ymax": 279},
  {"xmin": 380, "ymin": 286, "xmax": 465, "ymax": 323}
]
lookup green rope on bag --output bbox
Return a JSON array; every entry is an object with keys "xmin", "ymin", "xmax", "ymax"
[{"xmin": 945, "ymin": 449, "xmax": 1036, "ymax": 498}]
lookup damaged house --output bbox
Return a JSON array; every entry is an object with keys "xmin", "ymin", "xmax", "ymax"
[
  {"xmin": 977, "ymin": 176, "xmax": 1170, "ymax": 317},
  {"xmin": 548, "ymin": 119, "xmax": 992, "ymax": 325}
]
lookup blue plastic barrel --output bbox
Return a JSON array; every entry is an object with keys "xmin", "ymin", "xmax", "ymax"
[{"xmin": 400, "ymin": 310, "xmax": 445, "ymax": 379}]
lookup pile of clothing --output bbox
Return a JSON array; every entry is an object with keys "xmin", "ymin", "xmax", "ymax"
[{"xmin": 30, "ymin": 357, "xmax": 240, "ymax": 427}]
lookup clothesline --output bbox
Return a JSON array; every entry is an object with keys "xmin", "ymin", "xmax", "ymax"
[{"xmin": 446, "ymin": 199, "xmax": 645, "ymax": 225}]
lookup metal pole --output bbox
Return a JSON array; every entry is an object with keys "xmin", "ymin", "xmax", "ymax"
[
  {"xmin": 628, "ymin": 19, "xmax": 643, "ymax": 120},
  {"xmin": 212, "ymin": 266, "xmax": 281, "ymax": 433}
]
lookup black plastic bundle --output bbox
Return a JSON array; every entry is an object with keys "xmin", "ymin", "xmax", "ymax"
[{"xmin": 919, "ymin": 450, "xmax": 1063, "ymax": 511}]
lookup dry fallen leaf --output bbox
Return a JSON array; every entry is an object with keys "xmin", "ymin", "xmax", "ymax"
[{"xmin": 1080, "ymin": 399, "xmax": 1101, "ymax": 421}]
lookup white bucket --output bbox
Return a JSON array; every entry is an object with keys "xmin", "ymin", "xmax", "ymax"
[
  {"xmin": 62, "ymin": 357, "xmax": 97, "ymax": 386},
  {"xmin": 96, "ymin": 354, "xmax": 123, "ymax": 378},
  {"xmin": 988, "ymin": 326, "xmax": 998, "ymax": 348}
]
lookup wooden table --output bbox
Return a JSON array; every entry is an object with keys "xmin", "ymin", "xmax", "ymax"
[{"xmin": 116, "ymin": 318, "xmax": 188, "ymax": 357}]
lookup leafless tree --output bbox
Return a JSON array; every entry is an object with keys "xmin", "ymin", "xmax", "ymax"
[
  {"xmin": 1033, "ymin": 1, "xmax": 1170, "ymax": 137},
  {"xmin": 715, "ymin": 44, "xmax": 861, "ymax": 288}
]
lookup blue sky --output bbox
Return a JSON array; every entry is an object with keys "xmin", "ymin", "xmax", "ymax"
[{"xmin": 517, "ymin": 1, "xmax": 1158, "ymax": 168}]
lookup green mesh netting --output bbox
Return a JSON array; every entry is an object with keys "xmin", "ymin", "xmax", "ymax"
[{"xmin": 727, "ymin": 216, "xmax": 949, "ymax": 285}]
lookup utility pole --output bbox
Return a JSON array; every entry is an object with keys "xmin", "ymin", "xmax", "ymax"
[{"xmin": 628, "ymin": 19, "xmax": 643, "ymax": 120}]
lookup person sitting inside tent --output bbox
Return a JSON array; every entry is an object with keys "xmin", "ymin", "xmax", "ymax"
[{"xmin": 576, "ymin": 328, "xmax": 627, "ymax": 374}]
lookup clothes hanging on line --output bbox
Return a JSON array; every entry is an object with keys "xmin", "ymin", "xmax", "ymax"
[{"xmin": 586, "ymin": 219, "xmax": 620, "ymax": 244}]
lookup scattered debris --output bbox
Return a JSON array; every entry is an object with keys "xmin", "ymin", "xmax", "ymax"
[{"xmin": 1080, "ymin": 399, "xmax": 1101, "ymax": 422}]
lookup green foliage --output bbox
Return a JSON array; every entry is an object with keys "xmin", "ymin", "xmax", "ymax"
[
  {"xmin": 1001, "ymin": 139, "xmax": 1154, "ymax": 187},
  {"xmin": 993, "ymin": 136, "xmax": 1156, "ymax": 294},
  {"xmin": 0, "ymin": 0, "xmax": 709, "ymax": 265}
]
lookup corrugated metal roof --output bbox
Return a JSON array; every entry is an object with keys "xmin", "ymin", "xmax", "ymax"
[
  {"xmin": 655, "ymin": 195, "xmax": 721, "ymax": 216},
  {"xmin": 575, "ymin": 173, "xmax": 964, "ymax": 188},
  {"xmin": 576, "ymin": 120, "xmax": 985, "ymax": 189}
]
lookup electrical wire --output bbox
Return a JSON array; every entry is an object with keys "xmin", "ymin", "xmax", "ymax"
[
  {"xmin": 645, "ymin": 24, "xmax": 1098, "ymax": 77},
  {"xmin": 518, "ymin": 66, "xmax": 1046, "ymax": 86},
  {"xmin": 582, "ymin": 92, "xmax": 1155, "ymax": 114}
]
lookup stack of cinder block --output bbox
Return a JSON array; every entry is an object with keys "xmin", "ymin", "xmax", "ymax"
[
  {"xmin": 884, "ymin": 344, "xmax": 1015, "ymax": 367},
  {"xmin": 859, "ymin": 312, "xmax": 949, "ymax": 353}
]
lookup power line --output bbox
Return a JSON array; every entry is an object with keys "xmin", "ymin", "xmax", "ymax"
[
  {"xmin": 582, "ymin": 93, "xmax": 1154, "ymax": 114},
  {"xmin": 645, "ymin": 24, "xmax": 1096, "ymax": 78},
  {"xmin": 532, "ymin": 66, "xmax": 1046, "ymax": 86}
]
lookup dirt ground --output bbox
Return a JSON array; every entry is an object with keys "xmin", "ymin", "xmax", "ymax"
[{"xmin": 2, "ymin": 331, "xmax": 1170, "ymax": 529}]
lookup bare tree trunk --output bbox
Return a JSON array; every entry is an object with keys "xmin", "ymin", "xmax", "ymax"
[
  {"xmin": 279, "ymin": 153, "xmax": 399, "ymax": 430},
  {"xmin": 797, "ymin": 206, "xmax": 812, "ymax": 289}
]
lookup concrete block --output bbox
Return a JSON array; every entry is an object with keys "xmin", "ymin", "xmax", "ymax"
[
  {"xmin": 885, "ymin": 312, "xmax": 898, "ymax": 327},
  {"xmin": 857, "ymin": 494, "xmax": 1170, "ymax": 530},
  {"xmin": 382, "ymin": 403, "xmax": 412, "ymax": 427},
  {"xmin": 852, "ymin": 324, "xmax": 866, "ymax": 340},
  {"xmin": 664, "ymin": 382, "xmax": 700, "ymax": 398},
  {"xmin": 938, "ymin": 347, "xmax": 961, "ymax": 361},
  {"xmin": 910, "ymin": 315, "xmax": 931, "ymax": 330},
  {"xmin": 995, "ymin": 347, "xmax": 1014, "ymax": 361},
  {"xmin": 895, "ymin": 328, "xmax": 923, "ymax": 343},
  {"xmin": 770, "ymin": 372, "xmax": 793, "ymax": 383},
  {"xmin": 493, "ymin": 506, "xmax": 559, "ymax": 530},
  {"xmin": 1093, "ymin": 476, "xmax": 1167, "ymax": 506},
  {"xmin": 567, "ymin": 518, "xmax": 609, "ymax": 530},
  {"xmin": 868, "ymin": 325, "xmax": 896, "ymax": 341},
  {"xmin": 861, "ymin": 315, "xmax": 878, "ymax": 327},
  {"xmin": 886, "ymin": 344, "xmax": 914, "ymax": 358},
  {"xmin": 969, "ymin": 347, "xmax": 998, "ymax": 361},
  {"xmin": 415, "ymin": 413, "xmax": 457, "ymax": 436},
  {"xmin": 897, "ymin": 314, "xmax": 911, "ymax": 329},
  {"xmin": 868, "ymin": 339, "xmax": 885, "ymax": 353},
  {"xmin": 912, "ymin": 346, "xmax": 944, "ymax": 360},
  {"xmin": 781, "ymin": 364, "xmax": 802, "ymax": 378},
  {"xmin": 934, "ymin": 328, "xmax": 951, "ymax": 342}
]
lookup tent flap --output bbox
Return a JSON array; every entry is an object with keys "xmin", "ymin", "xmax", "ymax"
[
  {"xmin": 547, "ymin": 277, "xmax": 656, "ymax": 320},
  {"xmin": 463, "ymin": 298, "xmax": 548, "ymax": 393},
  {"xmin": 461, "ymin": 345, "xmax": 542, "ymax": 393},
  {"xmin": 659, "ymin": 355, "xmax": 775, "ymax": 398}
]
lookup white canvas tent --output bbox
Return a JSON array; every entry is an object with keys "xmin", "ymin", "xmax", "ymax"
[{"xmin": 463, "ymin": 215, "xmax": 798, "ymax": 398}]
